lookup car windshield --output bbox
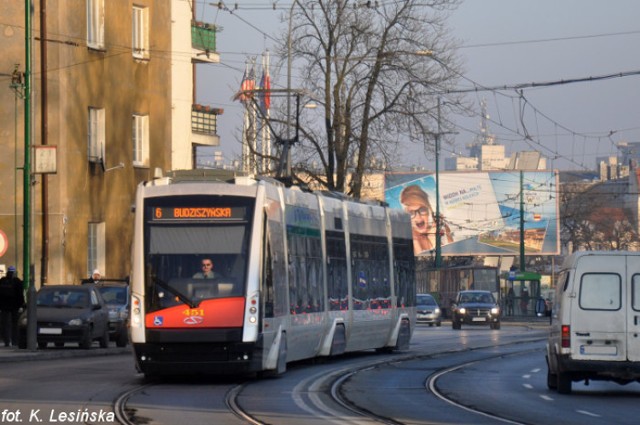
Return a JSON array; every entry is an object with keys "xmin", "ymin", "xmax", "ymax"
[
  {"xmin": 37, "ymin": 288, "xmax": 90, "ymax": 308},
  {"xmin": 417, "ymin": 295, "xmax": 436, "ymax": 306},
  {"xmin": 459, "ymin": 292, "xmax": 495, "ymax": 304},
  {"xmin": 97, "ymin": 286, "xmax": 128, "ymax": 306}
]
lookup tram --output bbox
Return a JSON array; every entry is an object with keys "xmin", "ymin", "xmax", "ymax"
[{"xmin": 129, "ymin": 172, "xmax": 416, "ymax": 377}]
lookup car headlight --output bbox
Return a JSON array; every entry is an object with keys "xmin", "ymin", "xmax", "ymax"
[
  {"xmin": 491, "ymin": 307, "xmax": 500, "ymax": 315},
  {"xmin": 459, "ymin": 307, "xmax": 466, "ymax": 314},
  {"xmin": 118, "ymin": 309, "xmax": 129, "ymax": 320},
  {"xmin": 20, "ymin": 316, "xmax": 28, "ymax": 326},
  {"xmin": 68, "ymin": 318, "xmax": 84, "ymax": 326},
  {"xmin": 434, "ymin": 308, "xmax": 441, "ymax": 315}
]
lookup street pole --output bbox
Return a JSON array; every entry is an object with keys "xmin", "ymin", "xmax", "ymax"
[
  {"xmin": 435, "ymin": 97, "xmax": 442, "ymax": 268},
  {"xmin": 519, "ymin": 170, "xmax": 525, "ymax": 272},
  {"xmin": 24, "ymin": 0, "xmax": 37, "ymax": 350},
  {"xmin": 286, "ymin": 1, "xmax": 299, "ymax": 178}
]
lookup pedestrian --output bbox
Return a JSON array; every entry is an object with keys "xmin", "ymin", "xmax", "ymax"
[
  {"xmin": 0, "ymin": 266, "xmax": 25, "ymax": 347},
  {"xmin": 91, "ymin": 269, "xmax": 102, "ymax": 283},
  {"xmin": 520, "ymin": 287, "xmax": 530, "ymax": 316},
  {"xmin": 506, "ymin": 287, "xmax": 514, "ymax": 316},
  {"xmin": 535, "ymin": 296, "xmax": 547, "ymax": 317}
]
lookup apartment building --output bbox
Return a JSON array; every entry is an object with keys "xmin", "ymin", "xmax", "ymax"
[{"xmin": 0, "ymin": 1, "xmax": 220, "ymax": 284}]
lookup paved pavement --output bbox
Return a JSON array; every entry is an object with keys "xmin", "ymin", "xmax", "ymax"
[{"xmin": 0, "ymin": 343, "xmax": 131, "ymax": 362}]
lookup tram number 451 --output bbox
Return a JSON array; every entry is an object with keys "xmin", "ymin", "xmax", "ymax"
[{"xmin": 183, "ymin": 308, "xmax": 204, "ymax": 317}]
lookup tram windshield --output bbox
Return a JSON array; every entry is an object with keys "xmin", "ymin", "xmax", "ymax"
[{"xmin": 143, "ymin": 196, "xmax": 254, "ymax": 311}]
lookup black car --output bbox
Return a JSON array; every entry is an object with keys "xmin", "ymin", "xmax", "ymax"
[
  {"xmin": 18, "ymin": 284, "xmax": 110, "ymax": 349},
  {"xmin": 451, "ymin": 290, "xmax": 501, "ymax": 330},
  {"xmin": 95, "ymin": 281, "xmax": 130, "ymax": 347}
]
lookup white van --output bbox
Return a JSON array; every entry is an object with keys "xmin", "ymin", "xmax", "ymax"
[{"xmin": 546, "ymin": 251, "xmax": 640, "ymax": 394}]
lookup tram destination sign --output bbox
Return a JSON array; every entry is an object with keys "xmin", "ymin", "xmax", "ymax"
[{"xmin": 151, "ymin": 206, "xmax": 246, "ymax": 221}]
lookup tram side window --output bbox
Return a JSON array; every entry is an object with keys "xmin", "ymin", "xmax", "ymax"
[
  {"xmin": 264, "ymin": 240, "xmax": 275, "ymax": 318},
  {"xmin": 326, "ymin": 231, "xmax": 348, "ymax": 311},
  {"xmin": 265, "ymin": 214, "xmax": 288, "ymax": 318},
  {"xmin": 351, "ymin": 234, "xmax": 390, "ymax": 310},
  {"xmin": 288, "ymin": 233, "xmax": 324, "ymax": 314},
  {"xmin": 393, "ymin": 238, "xmax": 415, "ymax": 307}
]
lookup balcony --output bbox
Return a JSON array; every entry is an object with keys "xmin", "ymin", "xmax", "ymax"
[
  {"xmin": 192, "ymin": 104, "xmax": 222, "ymax": 146},
  {"xmin": 192, "ymin": 21, "xmax": 220, "ymax": 64}
]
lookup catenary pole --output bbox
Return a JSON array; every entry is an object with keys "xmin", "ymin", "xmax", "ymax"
[{"xmin": 24, "ymin": 0, "xmax": 37, "ymax": 350}]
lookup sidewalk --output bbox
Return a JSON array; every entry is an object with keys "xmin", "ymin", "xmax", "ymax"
[{"xmin": 0, "ymin": 343, "xmax": 131, "ymax": 362}]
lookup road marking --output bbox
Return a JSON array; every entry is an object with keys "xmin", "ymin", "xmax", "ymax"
[
  {"xmin": 540, "ymin": 395, "xmax": 554, "ymax": 401},
  {"xmin": 577, "ymin": 410, "xmax": 601, "ymax": 418},
  {"xmin": 522, "ymin": 374, "xmax": 531, "ymax": 379},
  {"xmin": 522, "ymin": 383, "xmax": 533, "ymax": 389},
  {"xmin": 531, "ymin": 368, "xmax": 541, "ymax": 373}
]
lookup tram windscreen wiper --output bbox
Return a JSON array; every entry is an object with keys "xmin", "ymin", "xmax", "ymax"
[{"xmin": 154, "ymin": 277, "xmax": 199, "ymax": 309}]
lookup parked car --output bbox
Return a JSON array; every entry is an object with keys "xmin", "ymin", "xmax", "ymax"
[
  {"xmin": 416, "ymin": 293, "xmax": 442, "ymax": 326},
  {"xmin": 18, "ymin": 284, "xmax": 109, "ymax": 349},
  {"xmin": 95, "ymin": 280, "xmax": 130, "ymax": 347},
  {"xmin": 451, "ymin": 290, "xmax": 500, "ymax": 330}
]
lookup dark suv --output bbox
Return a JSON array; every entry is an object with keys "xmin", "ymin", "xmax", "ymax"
[
  {"xmin": 94, "ymin": 280, "xmax": 130, "ymax": 347},
  {"xmin": 451, "ymin": 290, "xmax": 501, "ymax": 330}
]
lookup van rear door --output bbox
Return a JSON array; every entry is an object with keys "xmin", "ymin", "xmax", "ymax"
[
  {"xmin": 570, "ymin": 254, "xmax": 626, "ymax": 362},
  {"xmin": 627, "ymin": 255, "xmax": 640, "ymax": 361}
]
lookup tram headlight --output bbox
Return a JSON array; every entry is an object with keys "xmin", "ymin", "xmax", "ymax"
[
  {"xmin": 249, "ymin": 306, "xmax": 257, "ymax": 314},
  {"xmin": 131, "ymin": 295, "xmax": 142, "ymax": 328}
]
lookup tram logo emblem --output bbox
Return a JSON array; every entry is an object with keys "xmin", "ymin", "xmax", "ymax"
[
  {"xmin": 153, "ymin": 316, "xmax": 164, "ymax": 326},
  {"xmin": 184, "ymin": 315, "xmax": 204, "ymax": 325}
]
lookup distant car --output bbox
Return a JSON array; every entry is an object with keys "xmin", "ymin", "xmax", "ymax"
[
  {"xmin": 18, "ymin": 284, "xmax": 110, "ymax": 349},
  {"xmin": 416, "ymin": 294, "xmax": 441, "ymax": 326},
  {"xmin": 95, "ymin": 281, "xmax": 130, "ymax": 347},
  {"xmin": 451, "ymin": 290, "xmax": 501, "ymax": 330}
]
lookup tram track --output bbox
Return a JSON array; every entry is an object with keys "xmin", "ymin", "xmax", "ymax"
[{"xmin": 113, "ymin": 334, "xmax": 546, "ymax": 425}]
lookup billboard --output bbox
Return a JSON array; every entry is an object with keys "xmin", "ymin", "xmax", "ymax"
[{"xmin": 385, "ymin": 171, "xmax": 560, "ymax": 256}]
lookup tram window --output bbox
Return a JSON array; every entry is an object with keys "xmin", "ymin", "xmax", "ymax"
[{"xmin": 350, "ymin": 234, "xmax": 391, "ymax": 309}]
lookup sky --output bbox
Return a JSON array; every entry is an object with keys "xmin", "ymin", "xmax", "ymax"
[{"xmin": 194, "ymin": 0, "xmax": 640, "ymax": 172}]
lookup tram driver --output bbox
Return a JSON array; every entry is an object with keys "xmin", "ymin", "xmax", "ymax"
[{"xmin": 193, "ymin": 258, "xmax": 217, "ymax": 279}]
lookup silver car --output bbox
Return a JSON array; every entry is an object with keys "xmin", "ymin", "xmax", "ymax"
[{"xmin": 416, "ymin": 293, "xmax": 442, "ymax": 326}]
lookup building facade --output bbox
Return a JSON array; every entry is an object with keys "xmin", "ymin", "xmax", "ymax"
[{"xmin": 0, "ymin": 1, "xmax": 220, "ymax": 284}]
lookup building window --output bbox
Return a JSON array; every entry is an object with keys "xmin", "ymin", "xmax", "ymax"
[
  {"xmin": 88, "ymin": 107, "xmax": 105, "ymax": 163},
  {"xmin": 132, "ymin": 114, "xmax": 149, "ymax": 167},
  {"xmin": 132, "ymin": 5, "xmax": 149, "ymax": 60},
  {"xmin": 88, "ymin": 222, "xmax": 105, "ymax": 277},
  {"xmin": 87, "ymin": 0, "xmax": 105, "ymax": 50}
]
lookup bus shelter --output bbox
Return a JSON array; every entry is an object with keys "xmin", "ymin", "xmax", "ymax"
[{"xmin": 501, "ymin": 270, "xmax": 543, "ymax": 318}]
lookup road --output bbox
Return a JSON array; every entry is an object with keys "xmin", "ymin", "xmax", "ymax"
[{"xmin": 1, "ymin": 325, "xmax": 639, "ymax": 424}]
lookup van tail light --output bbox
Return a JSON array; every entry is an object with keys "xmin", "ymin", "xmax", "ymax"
[{"xmin": 561, "ymin": 325, "xmax": 570, "ymax": 348}]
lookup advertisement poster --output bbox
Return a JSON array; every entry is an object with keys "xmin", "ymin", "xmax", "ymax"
[{"xmin": 385, "ymin": 171, "xmax": 559, "ymax": 256}]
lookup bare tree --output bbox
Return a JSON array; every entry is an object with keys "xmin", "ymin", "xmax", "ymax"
[
  {"xmin": 274, "ymin": 0, "xmax": 462, "ymax": 197},
  {"xmin": 560, "ymin": 180, "xmax": 638, "ymax": 252}
]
